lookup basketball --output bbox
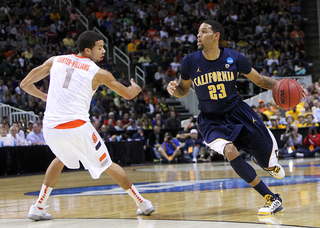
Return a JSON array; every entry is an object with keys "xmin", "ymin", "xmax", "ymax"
[{"xmin": 272, "ymin": 78, "xmax": 302, "ymax": 109}]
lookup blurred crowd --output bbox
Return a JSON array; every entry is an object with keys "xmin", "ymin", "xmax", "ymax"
[{"xmin": 2, "ymin": 0, "xmax": 319, "ymax": 161}]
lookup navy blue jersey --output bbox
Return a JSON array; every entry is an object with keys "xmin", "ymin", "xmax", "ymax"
[{"xmin": 180, "ymin": 48, "xmax": 251, "ymax": 114}]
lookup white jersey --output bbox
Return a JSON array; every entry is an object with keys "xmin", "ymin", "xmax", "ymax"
[{"xmin": 44, "ymin": 54, "xmax": 100, "ymax": 128}]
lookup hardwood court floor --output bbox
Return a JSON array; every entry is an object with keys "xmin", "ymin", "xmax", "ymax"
[{"xmin": 0, "ymin": 157, "xmax": 319, "ymax": 228}]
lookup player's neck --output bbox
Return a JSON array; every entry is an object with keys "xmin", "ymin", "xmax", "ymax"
[
  {"xmin": 202, "ymin": 46, "xmax": 220, "ymax": 61},
  {"xmin": 77, "ymin": 52, "xmax": 88, "ymax": 58}
]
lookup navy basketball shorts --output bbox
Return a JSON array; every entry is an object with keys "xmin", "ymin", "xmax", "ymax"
[{"xmin": 197, "ymin": 101, "xmax": 279, "ymax": 168}]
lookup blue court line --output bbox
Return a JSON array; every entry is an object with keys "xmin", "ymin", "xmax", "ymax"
[{"xmin": 24, "ymin": 175, "xmax": 320, "ymax": 196}]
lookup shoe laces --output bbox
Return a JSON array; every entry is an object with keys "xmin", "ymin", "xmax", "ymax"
[
  {"xmin": 273, "ymin": 166, "xmax": 280, "ymax": 173},
  {"xmin": 264, "ymin": 195, "xmax": 274, "ymax": 207}
]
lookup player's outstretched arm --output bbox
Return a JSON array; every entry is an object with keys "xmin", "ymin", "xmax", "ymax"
[
  {"xmin": 243, "ymin": 67, "xmax": 278, "ymax": 90},
  {"xmin": 167, "ymin": 76, "xmax": 192, "ymax": 98},
  {"xmin": 93, "ymin": 69, "xmax": 141, "ymax": 100},
  {"xmin": 20, "ymin": 56, "xmax": 55, "ymax": 101}
]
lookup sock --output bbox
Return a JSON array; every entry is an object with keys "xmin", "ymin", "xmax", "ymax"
[
  {"xmin": 253, "ymin": 181, "xmax": 274, "ymax": 197},
  {"xmin": 126, "ymin": 184, "xmax": 145, "ymax": 206},
  {"xmin": 35, "ymin": 184, "xmax": 53, "ymax": 209},
  {"xmin": 230, "ymin": 155, "xmax": 257, "ymax": 183},
  {"xmin": 230, "ymin": 155, "xmax": 274, "ymax": 197}
]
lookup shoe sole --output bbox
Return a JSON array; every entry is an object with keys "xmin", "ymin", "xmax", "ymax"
[
  {"xmin": 28, "ymin": 214, "xmax": 52, "ymax": 221},
  {"xmin": 137, "ymin": 207, "xmax": 155, "ymax": 216},
  {"xmin": 257, "ymin": 206, "xmax": 283, "ymax": 215},
  {"xmin": 28, "ymin": 214, "xmax": 41, "ymax": 221}
]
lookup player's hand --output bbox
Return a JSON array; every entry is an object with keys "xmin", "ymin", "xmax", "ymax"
[
  {"xmin": 167, "ymin": 80, "xmax": 178, "ymax": 95},
  {"xmin": 130, "ymin": 78, "xmax": 141, "ymax": 96},
  {"xmin": 41, "ymin": 94, "xmax": 47, "ymax": 101},
  {"xmin": 302, "ymin": 89, "xmax": 306, "ymax": 99}
]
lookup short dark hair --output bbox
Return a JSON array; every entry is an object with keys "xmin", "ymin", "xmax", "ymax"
[
  {"xmin": 202, "ymin": 20, "xmax": 225, "ymax": 42},
  {"xmin": 77, "ymin": 31, "xmax": 104, "ymax": 52}
]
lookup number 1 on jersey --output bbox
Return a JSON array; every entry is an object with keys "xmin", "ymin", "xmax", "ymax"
[{"xmin": 62, "ymin": 68, "xmax": 75, "ymax": 89}]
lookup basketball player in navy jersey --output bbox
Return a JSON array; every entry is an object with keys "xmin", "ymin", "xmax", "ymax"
[{"xmin": 167, "ymin": 20, "xmax": 297, "ymax": 215}]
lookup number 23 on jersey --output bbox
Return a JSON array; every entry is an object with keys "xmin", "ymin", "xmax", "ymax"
[{"xmin": 208, "ymin": 83, "xmax": 227, "ymax": 100}]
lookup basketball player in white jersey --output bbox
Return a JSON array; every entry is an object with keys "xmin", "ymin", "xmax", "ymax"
[{"xmin": 20, "ymin": 31, "xmax": 155, "ymax": 221}]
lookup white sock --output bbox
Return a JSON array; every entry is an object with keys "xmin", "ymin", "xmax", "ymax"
[
  {"xmin": 126, "ymin": 184, "xmax": 145, "ymax": 205},
  {"xmin": 35, "ymin": 184, "xmax": 53, "ymax": 209}
]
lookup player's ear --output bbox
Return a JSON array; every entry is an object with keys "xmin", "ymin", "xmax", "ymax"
[
  {"xmin": 84, "ymin": 47, "xmax": 91, "ymax": 56},
  {"xmin": 212, "ymin": 32, "xmax": 220, "ymax": 41}
]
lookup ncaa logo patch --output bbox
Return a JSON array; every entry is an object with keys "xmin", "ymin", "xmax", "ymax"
[{"xmin": 227, "ymin": 57, "xmax": 233, "ymax": 64}]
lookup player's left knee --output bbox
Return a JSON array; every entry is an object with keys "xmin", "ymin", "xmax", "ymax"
[{"xmin": 224, "ymin": 144, "xmax": 240, "ymax": 161}]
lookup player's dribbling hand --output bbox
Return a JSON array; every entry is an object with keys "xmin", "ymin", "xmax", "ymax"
[{"xmin": 167, "ymin": 80, "xmax": 178, "ymax": 95}]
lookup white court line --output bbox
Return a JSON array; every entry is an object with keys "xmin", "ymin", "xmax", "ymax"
[{"xmin": 0, "ymin": 218, "xmax": 309, "ymax": 228}]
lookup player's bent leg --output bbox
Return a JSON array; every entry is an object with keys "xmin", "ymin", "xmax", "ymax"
[
  {"xmin": 28, "ymin": 158, "xmax": 64, "ymax": 221},
  {"xmin": 224, "ymin": 144, "xmax": 283, "ymax": 214},
  {"xmin": 105, "ymin": 162, "xmax": 155, "ymax": 215}
]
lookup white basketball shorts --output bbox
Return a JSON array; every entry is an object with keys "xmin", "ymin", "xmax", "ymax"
[{"xmin": 43, "ymin": 122, "xmax": 112, "ymax": 179}]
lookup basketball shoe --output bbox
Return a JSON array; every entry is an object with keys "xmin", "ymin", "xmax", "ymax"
[
  {"xmin": 251, "ymin": 156, "xmax": 285, "ymax": 179},
  {"xmin": 258, "ymin": 194, "xmax": 283, "ymax": 215},
  {"xmin": 27, "ymin": 205, "xmax": 52, "ymax": 221},
  {"xmin": 136, "ymin": 199, "xmax": 155, "ymax": 215}
]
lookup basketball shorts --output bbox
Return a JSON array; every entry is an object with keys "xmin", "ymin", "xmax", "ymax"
[
  {"xmin": 43, "ymin": 122, "xmax": 112, "ymax": 179},
  {"xmin": 198, "ymin": 101, "xmax": 279, "ymax": 168}
]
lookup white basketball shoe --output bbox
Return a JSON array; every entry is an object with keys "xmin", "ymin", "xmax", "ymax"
[
  {"xmin": 27, "ymin": 205, "xmax": 52, "ymax": 221},
  {"xmin": 136, "ymin": 200, "xmax": 155, "ymax": 215},
  {"xmin": 251, "ymin": 156, "xmax": 285, "ymax": 179}
]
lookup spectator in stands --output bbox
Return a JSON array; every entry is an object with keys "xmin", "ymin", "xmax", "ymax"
[
  {"xmin": 26, "ymin": 123, "xmax": 46, "ymax": 145},
  {"xmin": 279, "ymin": 124, "xmax": 302, "ymax": 157},
  {"xmin": 117, "ymin": 101, "xmax": 129, "ymax": 119},
  {"xmin": 286, "ymin": 106, "xmax": 301, "ymax": 121},
  {"xmin": 258, "ymin": 100, "xmax": 267, "ymax": 112},
  {"xmin": 138, "ymin": 51, "xmax": 152, "ymax": 73},
  {"xmin": 126, "ymin": 119, "xmax": 140, "ymax": 131},
  {"xmin": 268, "ymin": 116, "xmax": 286, "ymax": 129},
  {"xmin": 295, "ymin": 113, "xmax": 306, "ymax": 127},
  {"xmin": 98, "ymin": 124, "xmax": 114, "ymax": 142},
  {"xmin": 91, "ymin": 111, "xmax": 102, "ymax": 124},
  {"xmin": 291, "ymin": 126, "xmax": 320, "ymax": 157},
  {"xmin": 138, "ymin": 113, "xmax": 153, "ymax": 130},
  {"xmin": 147, "ymin": 125, "xmax": 164, "ymax": 160},
  {"xmin": 183, "ymin": 129, "xmax": 205, "ymax": 163},
  {"xmin": 263, "ymin": 102, "xmax": 275, "ymax": 119},
  {"xmin": 153, "ymin": 66, "xmax": 166, "ymax": 92},
  {"xmin": 0, "ymin": 127, "xmax": 13, "ymax": 146},
  {"xmin": 91, "ymin": 100, "xmax": 106, "ymax": 118},
  {"xmin": 158, "ymin": 132, "xmax": 180, "ymax": 162},
  {"xmin": 165, "ymin": 112, "xmax": 180, "ymax": 129},
  {"xmin": 300, "ymin": 101, "xmax": 312, "ymax": 114},
  {"xmin": 114, "ymin": 120, "xmax": 124, "ymax": 131},
  {"xmin": 152, "ymin": 113, "xmax": 164, "ymax": 127},
  {"xmin": 303, "ymin": 113, "xmax": 319, "ymax": 127},
  {"xmin": 135, "ymin": 93, "xmax": 146, "ymax": 117},
  {"xmin": 62, "ymin": 33, "xmax": 74, "ymax": 48},
  {"xmin": 313, "ymin": 101, "xmax": 320, "ymax": 122},
  {"xmin": 103, "ymin": 112, "xmax": 116, "ymax": 127},
  {"xmin": 120, "ymin": 113, "xmax": 131, "ymax": 130}
]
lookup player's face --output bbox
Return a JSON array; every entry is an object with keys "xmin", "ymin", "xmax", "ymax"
[
  {"xmin": 197, "ymin": 23, "xmax": 219, "ymax": 50},
  {"xmin": 90, "ymin": 40, "xmax": 106, "ymax": 62}
]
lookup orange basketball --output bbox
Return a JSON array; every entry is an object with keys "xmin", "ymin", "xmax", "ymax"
[{"xmin": 272, "ymin": 78, "xmax": 302, "ymax": 109}]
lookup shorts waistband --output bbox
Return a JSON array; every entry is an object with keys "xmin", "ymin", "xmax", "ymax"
[{"xmin": 54, "ymin": 119, "xmax": 86, "ymax": 129}]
